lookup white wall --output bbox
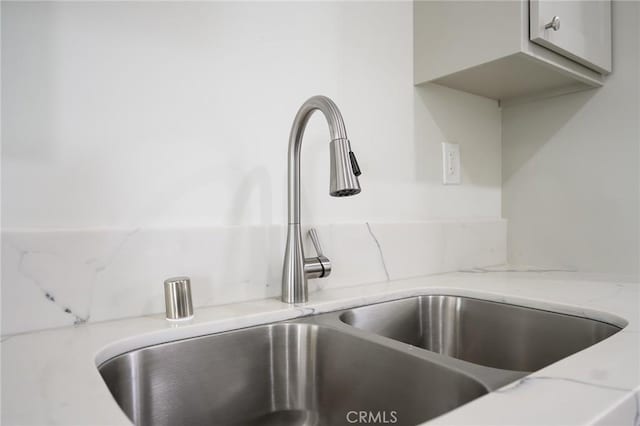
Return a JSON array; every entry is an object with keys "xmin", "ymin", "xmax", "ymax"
[
  {"xmin": 1, "ymin": 2, "xmax": 504, "ymax": 334},
  {"xmin": 502, "ymin": 1, "xmax": 639, "ymax": 279},
  {"xmin": 2, "ymin": 1, "xmax": 502, "ymax": 230}
]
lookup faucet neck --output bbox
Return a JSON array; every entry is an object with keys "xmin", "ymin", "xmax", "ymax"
[{"xmin": 287, "ymin": 96, "xmax": 348, "ymax": 224}]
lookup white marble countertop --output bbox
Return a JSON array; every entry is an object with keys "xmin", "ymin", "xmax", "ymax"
[{"xmin": 2, "ymin": 270, "xmax": 639, "ymax": 425}]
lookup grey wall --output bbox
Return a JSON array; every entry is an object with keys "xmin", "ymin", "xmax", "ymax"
[{"xmin": 502, "ymin": 1, "xmax": 639, "ymax": 279}]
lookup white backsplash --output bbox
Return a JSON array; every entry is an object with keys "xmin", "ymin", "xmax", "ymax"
[{"xmin": 1, "ymin": 219, "xmax": 506, "ymax": 335}]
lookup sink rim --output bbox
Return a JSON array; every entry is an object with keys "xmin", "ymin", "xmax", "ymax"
[
  {"xmin": 338, "ymin": 293, "xmax": 627, "ymax": 330},
  {"xmin": 93, "ymin": 290, "xmax": 629, "ymax": 369},
  {"xmin": 335, "ymin": 293, "xmax": 624, "ymax": 375}
]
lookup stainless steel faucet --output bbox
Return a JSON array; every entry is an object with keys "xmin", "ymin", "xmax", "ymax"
[{"xmin": 281, "ymin": 96, "xmax": 362, "ymax": 304}]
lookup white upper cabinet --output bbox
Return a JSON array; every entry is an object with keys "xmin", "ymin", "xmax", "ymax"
[
  {"xmin": 414, "ymin": 0, "xmax": 612, "ymax": 104},
  {"xmin": 530, "ymin": 0, "xmax": 612, "ymax": 74}
]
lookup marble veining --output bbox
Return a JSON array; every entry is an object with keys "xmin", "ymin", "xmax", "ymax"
[
  {"xmin": 365, "ymin": 222, "xmax": 390, "ymax": 281},
  {"xmin": 90, "ymin": 228, "xmax": 141, "ymax": 274},
  {"xmin": 1, "ymin": 219, "xmax": 506, "ymax": 335},
  {"xmin": 496, "ymin": 375, "xmax": 633, "ymax": 394},
  {"xmin": 7, "ymin": 241, "xmax": 92, "ymax": 327},
  {"xmin": 497, "ymin": 377, "xmax": 640, "ymax": 426},
  {"xmin": 19, "ymin": 250, "xmax": 90, "ymax": 326}
]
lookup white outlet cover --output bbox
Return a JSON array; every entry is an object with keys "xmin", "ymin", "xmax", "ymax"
[{"xmin": 442, "ymin": 142, "xmax": 461, "ymax": 185}]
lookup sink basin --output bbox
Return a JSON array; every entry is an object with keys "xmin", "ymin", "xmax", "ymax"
[
  {"xmin": 339, "ymin": 295, "xmax": 622, "ymax": 372},
  {"xmin": 99, "ymin": 323, "xmax": 487, "ymax": 426},
  {"xmin": 98, "ymin": 295, "xmax": 622, "ymax": 424}
]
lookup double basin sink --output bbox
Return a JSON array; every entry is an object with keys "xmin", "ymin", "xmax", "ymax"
[{"xmin": 98, "ymin": 295, "xmax": 622, "ymax": 425}]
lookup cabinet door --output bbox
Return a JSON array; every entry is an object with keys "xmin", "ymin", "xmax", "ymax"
[{"xmin": 530, "ymin": 0, "xmax": 611, "ymax": 73}]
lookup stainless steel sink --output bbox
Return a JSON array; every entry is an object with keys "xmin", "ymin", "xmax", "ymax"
[
  {"xmin": 98, "ymin": 294, "xmax": 623, "ymax": 425},
  {"xmin": 339, "ymin": 295, "xmax": 622, "ymax": 372},
  {"xmin": 99, "ymin": 323, "xmax": 488, "ymax": 426}
]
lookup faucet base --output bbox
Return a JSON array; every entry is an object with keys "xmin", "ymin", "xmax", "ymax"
[{"xmin": 282, "ymin": 224, "xmax": 308, "ymax": 304}]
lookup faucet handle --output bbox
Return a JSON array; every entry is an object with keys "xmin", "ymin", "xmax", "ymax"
[
  {"xmin": 308, "ymin": 228, "xmax": 324, "ymax": 256},
  {"xmin": 305, "ymin": 228, "xmax": 332, "ymax": 279}
]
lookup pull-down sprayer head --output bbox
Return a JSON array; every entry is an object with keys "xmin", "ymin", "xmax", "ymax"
[
  {"xmin": 330, "ymin": 138, "xmax": 361, "ymax": 197},
  {"xmin": 286, "ymin": 95, "xmax": 362, "ymax": 224}
]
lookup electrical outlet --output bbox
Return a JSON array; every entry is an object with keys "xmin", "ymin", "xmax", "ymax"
[{"xmin": 442, "ymin": 142, "xmax": 461, "ymax": 185}]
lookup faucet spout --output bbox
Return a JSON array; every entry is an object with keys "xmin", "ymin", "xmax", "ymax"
[{"xmin": 281, "ymin": 96, "xmax": 362, "ymax": 304}]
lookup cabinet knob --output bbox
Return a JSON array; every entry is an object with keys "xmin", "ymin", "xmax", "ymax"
[{"xmin": 544, "ymin": 16, "xmax": 561, "ymax": 31}]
